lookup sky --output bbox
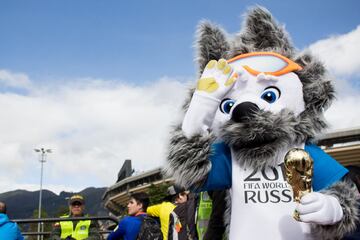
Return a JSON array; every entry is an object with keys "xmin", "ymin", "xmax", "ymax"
[{"xmin": 0, "ymin": 0, "xmax": 359, "ymax": 195}]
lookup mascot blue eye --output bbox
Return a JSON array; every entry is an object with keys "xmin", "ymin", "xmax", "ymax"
[
  {"xmin": 260, "ymin": 87, "xmax": 281, "ymax": 103},
  {"xmin": 220, "ymin": 98, "xmax": 235, "ymax": 114}
]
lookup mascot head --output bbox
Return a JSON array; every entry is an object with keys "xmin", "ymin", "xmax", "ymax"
[{"xmin": 190, "ymin": 6, "xmax": 334, "ymax": 169}]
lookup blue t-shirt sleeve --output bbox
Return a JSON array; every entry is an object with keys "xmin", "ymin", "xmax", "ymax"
[
  {"xmin": 107, "ymin": 217, "xmax": 126, "ymax": 240},
  {"xmin": 199, "ymin": 142, "xmax": 232, "ymax": 191},
  {"xmin": 305, "ymin": 143, "xmax": 348, "ymax": 191}
]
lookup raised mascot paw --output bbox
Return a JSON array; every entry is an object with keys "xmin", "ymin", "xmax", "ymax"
[
  {"xmin": 181, "ymin": 59, "xmax": 237, "ymax": 138},
  {"xmin": 296, "ymin": 192, "xmax": 343, "ymax": 225},
  {"xmin": 196, "ymin": 59, "xmax": 238, "ymax": 100}
]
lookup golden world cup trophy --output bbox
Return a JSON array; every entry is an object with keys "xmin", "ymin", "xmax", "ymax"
[{"xmin": 284, "ymin": 148, "xmax": 314, "ymax": 221}]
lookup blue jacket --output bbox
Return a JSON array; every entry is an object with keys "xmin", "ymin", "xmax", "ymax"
[
  {"xmin": 0, "ymin": 213, "xmax": 24, "ymax": 240},
  {"xmin": 107, "ymin": 213, "xmax": 146, "ymax": 240}
]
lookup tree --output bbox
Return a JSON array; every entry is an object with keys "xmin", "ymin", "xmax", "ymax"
[{"xmin": 148, "ymin": 182, "xmax": 172, "ymax": 205}]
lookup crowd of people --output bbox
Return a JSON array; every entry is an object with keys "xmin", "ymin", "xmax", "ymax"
[
  {"xmin": 109, "ymin": 185, "xmax": 200, "ymax": 240},
  {"xmin": 0, "ymin": 185, "xmax": 221, "ymax": 240}
]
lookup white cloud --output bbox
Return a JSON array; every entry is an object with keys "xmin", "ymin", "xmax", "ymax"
[
  {"xmin": 308, "ymin": 25, "xmax": 360, "ymax": 77},
  {"xmin": 325, "ymin": 95, "xmax": 360, "ymax": 131},
  {"xmin": 0, "ymin": 73, "xmax": 189, "ymax": 194},
  {"xmin": 0, "ymin": 69, "xmax": 32, "ymax": 89},
  {"xmin": 308, "ymin": 26, "xmax": 360, "ymax": 131}
]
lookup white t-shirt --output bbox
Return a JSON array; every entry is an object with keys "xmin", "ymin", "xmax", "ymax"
[{"xmin": 229, "ymin": 148, "xmax": 313, "ymax": 240}]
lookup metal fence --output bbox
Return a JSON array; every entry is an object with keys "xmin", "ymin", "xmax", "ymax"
[{"xmin": 13, "ymin": 216, "xmax": 118, "ymax": 238}]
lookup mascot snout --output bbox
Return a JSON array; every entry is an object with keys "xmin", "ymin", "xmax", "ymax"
[{"xmin": 231, "ymin": 101, "xmax": 260, "ymax": 123}]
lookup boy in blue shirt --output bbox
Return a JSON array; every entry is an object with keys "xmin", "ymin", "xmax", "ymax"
[{"xmin": 108, "ymin": 192, "xmax": 149, "ymax": 240}]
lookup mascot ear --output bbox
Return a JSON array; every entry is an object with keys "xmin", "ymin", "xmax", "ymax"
[
  {"xmin": 195, "ymin": 21, "xmax": 230, "ymax": 75},
  {"xmin": 235, "ymin": 6, "xmax": 294, "ymax": 54},
  {"xmin": 295, "ymin": 52, "xmax": 335, "ymax": 112}
]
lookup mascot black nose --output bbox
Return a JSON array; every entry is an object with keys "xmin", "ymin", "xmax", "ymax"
[{"xmin": 231, "ymin": 102, "xmax": 260, "ymax": 123}]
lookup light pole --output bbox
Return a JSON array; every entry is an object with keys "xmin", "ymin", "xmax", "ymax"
[{"xmin": 34, "ymin": 148, "xmax": 52, "ymax": 240}]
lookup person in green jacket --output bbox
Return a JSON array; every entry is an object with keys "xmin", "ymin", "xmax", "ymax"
[{"xmin": 50, "ymin": 194, "xmax": 101, "ymax": 240}]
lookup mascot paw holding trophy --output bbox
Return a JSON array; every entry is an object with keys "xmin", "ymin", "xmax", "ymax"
[{"xmin": 167, "ymin": 6, "xmax": 359, "ymax": 240}]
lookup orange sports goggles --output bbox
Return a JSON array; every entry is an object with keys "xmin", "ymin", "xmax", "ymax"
[{"xmin": 227, "ymin": 52, "xmax": 302, "ymax": 76}]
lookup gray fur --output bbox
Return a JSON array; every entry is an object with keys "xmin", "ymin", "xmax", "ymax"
[
  {"xmin": 166, "ymin": 125, "xmax": 214, "ymax": 189},
  {"xmin": 295, "ymin": 52, "xmax": 335, "ymax": 113},
  {"xmin": 195, "ymin": 21, "xmax": 230, "ymax": 76},
  {"xmin": 221, "ymin": 109, "xmax": 300, "ymax": 169},
  {"xmin": 231, "ymin": 6, "xmax": 295, "ymax": 57},
  {"xmin": 223, "ymin": 190, "xmax": 232, "ymax": 239},
  {"xmin": 311, "ymin": 179, "xmax": 360, "ymax": 239}
]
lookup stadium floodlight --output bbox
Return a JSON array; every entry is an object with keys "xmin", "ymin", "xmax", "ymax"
[{"xmin": 34, "ymin": 148, "xmax": 52, "ymax": 240}]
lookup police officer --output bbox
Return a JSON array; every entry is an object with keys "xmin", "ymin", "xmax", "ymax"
[{"xmin": 50, "ymin": 194, "xmax": 101, "ymax": 240}]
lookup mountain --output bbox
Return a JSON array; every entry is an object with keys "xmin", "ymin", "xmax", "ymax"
[{"xmin": 0, "ymin": 187, "xmax": 109, "ymax": 219}]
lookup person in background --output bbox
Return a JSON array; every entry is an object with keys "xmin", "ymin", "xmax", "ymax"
[
  {"xmin": 50, "ymin": 194, "xmax": 101, "ymax": 240},
  {"xmin": 107, "ymin": 192, "xmax": 150, "ymax": 240},
  {"xmin": 169, "ymin": 191, "xmax": 198, "ymax": 240},
  {"xmin": 0, "ymin": 201, "xmax": 24, "ymax": 240},
  {"xmin": 147, "ymin": 185, "xmax": 188, "ymax": 240}
]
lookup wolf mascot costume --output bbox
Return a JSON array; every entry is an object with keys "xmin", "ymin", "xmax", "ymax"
[{"xmin": 167, "ymin": 6, "xmax": 359, "ymax": 240}]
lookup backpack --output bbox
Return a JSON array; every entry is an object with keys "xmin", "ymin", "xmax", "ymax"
[
  {"xmin": 168, "ymin": 194, "xmax": 198, "ymax": 240},
  {"xmin": 136, "ymin": 215, "xmax": 163, "ymax": 240}
]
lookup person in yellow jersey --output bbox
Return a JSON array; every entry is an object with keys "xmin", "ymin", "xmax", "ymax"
[
  {"xmin": 147, "ymin": 185, "xmax": 188, "ymax": 240},
  {"xmin": 50, "ymin": 194, "xmax": 101, "ymax": 240}
]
